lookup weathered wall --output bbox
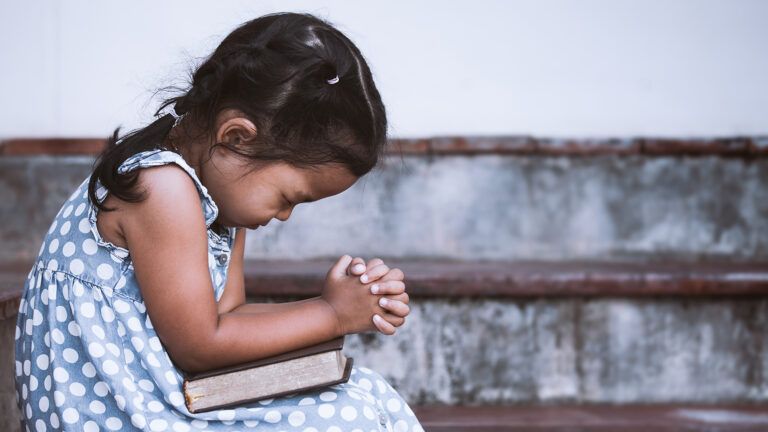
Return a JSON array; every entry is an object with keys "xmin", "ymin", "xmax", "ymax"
[
  {"xmin": 256, "ymin": 295, "xmax": 768, "ymax": 404},
  {"xmin": 2, "ymin": 155, "xmax": 767, "ymax": 263}
]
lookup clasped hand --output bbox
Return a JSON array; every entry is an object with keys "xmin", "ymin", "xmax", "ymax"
[{"xmin": 321, "ymin": 255, "xmax": 410, "ymax": 336}]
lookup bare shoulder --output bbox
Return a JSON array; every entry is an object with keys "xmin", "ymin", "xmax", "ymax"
[{"xmin": 97, "ymin": 164, "xmax": 202, "ymax": 250}]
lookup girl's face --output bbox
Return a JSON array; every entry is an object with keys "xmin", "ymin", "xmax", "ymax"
[
  {"xmin": 201, "ymin": 153, "xmax": 358, "ymax": 229},
  {"xmin": 173, "ymin": 108, "xmax": 359, "ymax": 230}
]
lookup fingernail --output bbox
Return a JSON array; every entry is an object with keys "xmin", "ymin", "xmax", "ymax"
[
  {"xmin": 360, "ymin": 274, "xmax": 369, "ymax": 283},
  {"xmin": 379, "ymin": 298, "xmax": 388, "ymax": 307},
  {"xmin": 370, "ymin": 284, "xmax": 379, "ymax": 294},
  {"xmin": 373, "ymin": 314, "xmax": 381, "ymax": 322},
  {"xmin": 354, "ymin": 264, "xmax": 365, "ymax": 273}
]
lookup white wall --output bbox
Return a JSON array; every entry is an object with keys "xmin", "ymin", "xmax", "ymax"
[{"xmin": 1, "ymin": 0, "xmax": 766, "ymax": 139}]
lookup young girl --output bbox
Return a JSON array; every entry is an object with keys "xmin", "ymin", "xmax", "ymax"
[{"xmin": 14, "ymin": 11, "xmax": 423, "ymax": 432}]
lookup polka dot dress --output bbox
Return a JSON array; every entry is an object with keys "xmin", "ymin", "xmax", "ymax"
[{"xmin": 14, "ymin": 148, "xmax": 424, "ymax": 432}]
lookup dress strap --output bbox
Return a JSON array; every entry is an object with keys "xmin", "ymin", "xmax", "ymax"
[{"xmin": 110, "ymin": 149, "xmax": 220, "ymax": 227}]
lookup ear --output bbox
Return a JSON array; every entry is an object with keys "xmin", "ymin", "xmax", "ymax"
[{"xmin": 215, "ymin": 109, "xmax": 257, "ymax": 146}]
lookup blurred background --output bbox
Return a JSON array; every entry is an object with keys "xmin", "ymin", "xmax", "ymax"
[{"xmin": 2, "ymin": 1, "xmax": 767, "ymax": 430}]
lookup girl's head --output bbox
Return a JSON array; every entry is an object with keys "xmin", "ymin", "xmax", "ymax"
[{"xmin": 89, "ymin": 11, "xmax": 388, "ymax": 228}]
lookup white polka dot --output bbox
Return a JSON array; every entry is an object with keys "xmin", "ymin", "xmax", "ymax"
[
  {"xmin": 32, "ymin": 309, "xmax": 43, "ymax": 326},
  {"xmin": 131, "ymin": 336, "xmax": 144, "ymax": 351},
  {"xmin": 91, "ymin": 324, "xmax": 105, "ymax": 340},
  {"xmin": 386, "ymin": 398, "xmax": 402, "ymax": 412},
  {"xmin": 69, "ymin": 259, "xmax": 84, "ymax": 276},
  {"xmin": 131, "ymin": 413, "xmax": 147, "ymax": 428},
  {"xmin": 106, "ymin": 416, "xmax": 123, "ymax": 430},
  {"xmin": 59, "ymin": 221, "xmax": 71, "ymax": 235},
  {"xmin": 61, "ymin": 241, "xmax": 76, "ymax": 257},
  {"xmin": 341, "ymin": 405, "xmax": 358, "ymax": 421},
  {"xmin": 150, "ymin": 419, "xmax": 168, "ymax": 431},
  {"xmin": 82, "ymin": 362, "xmax": 97, "ymax": 378},
  {"xmin": 90, "ymin": 400, "xmax": 106, "ymax": 414},
  {"xmin": 302, "ymin": 428, "xmax": 319, "ymax": 432},
  {"xmin": 147, "ymin": 352, "xmax": 162, "ymax": 367},
  {"xmin": 319, "ymin": 391, "xmax": 338, "ymax": 401},
  {"xmin": 94, "ymin": 380, "xmax": 110, "ymax": 397},
  {"xmin": 148, "ymin": 336, "xmax": 163, "ymax": 351},
  {"xmin": 169, "ymin": 391, "xmax": 184, "ymax": 406},
  {"xmin": 258, "ymin": 397, "xmax": 274, "ymax": 405},
  {"xmin": 113, "ymin": 299, "xmax": 130, "ymax": 314},
  {"xmin": 36, "ymin": 354, "xmax": 49, "ymax": 370},
  {"xmin": 88, "ymin": 342, "xmax": 105, "ymax": 358},
  {"xmin": 103, "ymin": 360, "xmax": 119, "ymax": 375},
  {"xmin": 138, "ymin": 379, "xmax": 155, "ymax": 392},
  {"xmin": 363, "ymin": 405, "xmax": 375, "ymax": 420},
  {"xmin": 100, "ymin": 305, "xmax": 115, "ymax": 322},
  {"xmin": 358, "ymin": 378, "xmax": 373, "ymax": 391},
  {"xmin": 288, "ymin": 410, "xmax": 306, "ymax": 426},
  {"xmin": 35, "ymin": 419, "xmax": 46, "ymax": 432},
  {"xmin": 78, "ymin": 218, "xmax": 91, "ymax": 234},
  {"xmin": 264, "ymin": 410, "xmax": 281, "ymax": 423},
  {"xmin": 376, "ymin": 379, "xmax": 388, "ymax": 394},
  {"xmin": 62, "ymin": 407, "xmax": 79, "ymax": 423},
  {"xmin": 48, "ymin": 220, "xmax": 58, "ymax": 234},
  {"xmin": 39, "ymin": 395, "xmax": 49, "ymax": 412},
  {"xmin": 318, "ymin": 403, "xmax": 335, "ymax": 419},
  {"xmin": 67, "ymin": 321, "xmax": 81, "ymax": 337},
  {"xmin": 48, "ymin": 238, "xmax": 59, "ymax": 254},
  {"xmin": 217, "ymin": 409, "xmax": 236, "ymax": 421},
  {"xmin": 75, "ymin": 203, "xmax": 87, "ymax": 216},
  {"xmin": 50, "ymin": 412, "xmax": 60, "ymax": 428},
  {"xmin": 53, "ymin": 367, "xmax": 69, "ymax": 383},
  {"xmin": 298, "ymin": 397, "xmax": 316, "ymax": 405},
  {"xmin": 69, "ymin": 382, "xmax": 86, "ymax": 396},
  {"xmin": 326, "ymin": 427, "xmax": 342, "ymax": 432},
  {"xmin": 171, "ymin": 421, "xmax": 191, "ymax": 432},
  {"xmin": 97, "ymin": 263, "xmax": 114, "ymax": 279},
  {"xmin": 63, "ymin": 204, "xmax": 74, "ymax": 217},
  {"xmin": 53, "ymin": 390, "xmax": 66, "ymax": 407},
  {"xmin": 127, "ymin": 317, "xmax": 143, "ymax": 332},
  {"xmin": 148, "ymin": 400, "xmax": 164, "ymax": 412},
  {"xmin": 106, "ymin": 342, "xmax": 121, "ymax": 357},
  {"xmin": 165, "ymin": 371, "xmax": 179, "ymax": 386},
  {"xmin": 393, "ymin": 419, "xmax": 409, "ymax": 432},
  {"xmin": 82, "ymin": 238, "xmax": 98, "ymax": 255}
]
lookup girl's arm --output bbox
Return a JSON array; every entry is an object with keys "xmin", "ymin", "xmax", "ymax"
[
  {"xmin": 219, "ymin": 228, "xmax": 368, "ymax": 316},
  {"xmin": 229, "ymin": 296, "xmax": 318, "ymax": 314},
  {"xmin": 122, "ymin": 167, "xmax": 343, "ymax": 374}
]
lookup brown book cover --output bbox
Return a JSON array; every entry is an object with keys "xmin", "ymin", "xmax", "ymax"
[{"xmin": 181, "ymin": 336, "xmax": 353, "ymax": 413}]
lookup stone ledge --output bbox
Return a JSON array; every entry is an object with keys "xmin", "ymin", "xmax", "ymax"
[
  {"xmin": 2, "ymin": 136, "xmax": 767, "ymax": 157},
  {"xmin": 2, "ymin": 258, "xmax": 768, "ymax": 317},
  {"xmin": 410, "ymin": 404, "xmax": 768, "ymax": 432}
]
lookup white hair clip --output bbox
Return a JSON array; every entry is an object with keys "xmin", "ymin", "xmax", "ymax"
[
  {"xmin": 169, "ymin": 110, "xmax": 186, "ymax": 128},
  {"xmin": 326, "ymin": 75, "xmax": 340, "ymax": 85}
]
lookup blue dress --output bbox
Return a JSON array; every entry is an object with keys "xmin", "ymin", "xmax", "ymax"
[{"xmin": 14, "ymin": 148, "xmax": 424, "ymax": 432}]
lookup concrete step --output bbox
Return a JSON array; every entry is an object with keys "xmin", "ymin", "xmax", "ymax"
[
  {"xmin": 411, "ymin": 404, "xmax": 768, "ymax": 432},
  {"xmin": 4, "ymin": 258, "xmax": 768, "ymax": 406}
]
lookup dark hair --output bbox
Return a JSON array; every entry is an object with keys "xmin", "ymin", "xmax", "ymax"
[{"xmin": 88, "ymin": 11, "xmax": 388, "ymax": 213}]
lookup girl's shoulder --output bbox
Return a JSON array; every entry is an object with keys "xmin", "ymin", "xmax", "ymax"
[{"xmin": 111, "ymin": 149, "xmax": 221, "ymax": 228}]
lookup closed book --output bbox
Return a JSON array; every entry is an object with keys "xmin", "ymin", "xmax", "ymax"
[{"xmin": 181, "ymin": 336, "xmax": 353, "ymax": 413}]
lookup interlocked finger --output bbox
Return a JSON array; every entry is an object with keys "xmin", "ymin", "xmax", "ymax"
[{"xmin": 369, "ymin": 280, "xmax": 405, "ymax": 295}]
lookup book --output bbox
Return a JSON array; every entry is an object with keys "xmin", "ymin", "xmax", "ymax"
[{"xmin": 181, "ymin": 336, "xmax": 353, "ymax": 413}]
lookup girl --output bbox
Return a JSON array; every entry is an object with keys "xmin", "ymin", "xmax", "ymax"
[{"xmin": 14, "ymin": 11, "xmax": 423, "ymax": 432}]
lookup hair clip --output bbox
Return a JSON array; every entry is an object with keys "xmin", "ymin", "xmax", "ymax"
[
  {"xmin": 169, "ymin": 111, "xmax": 185, "ymax": 128},
  {"xmin": 326, "ymin": 75, "xmax": 340, "ymax": 85}
]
